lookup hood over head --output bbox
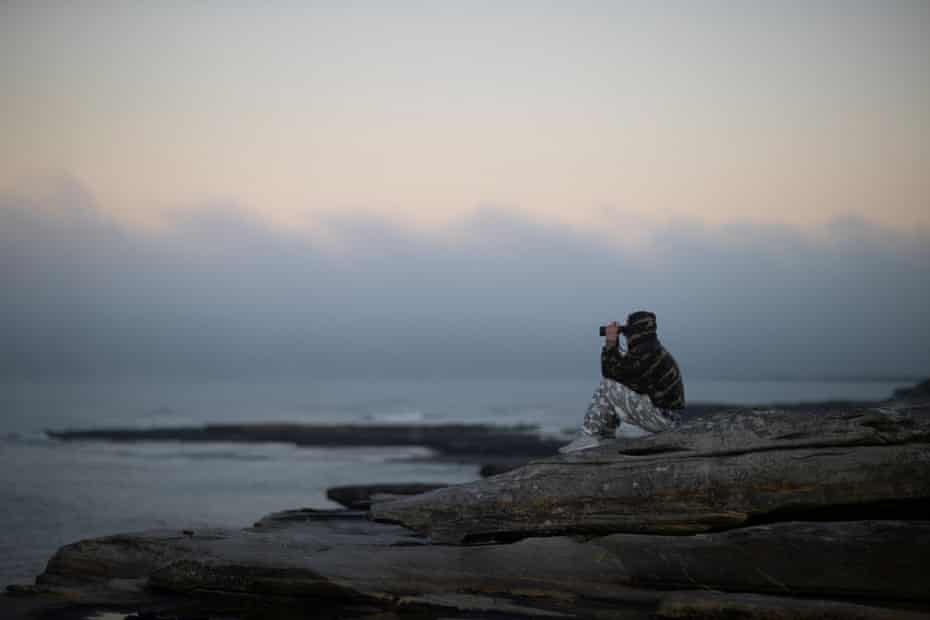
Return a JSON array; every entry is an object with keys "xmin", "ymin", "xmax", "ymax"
[{"xmin": 625, "ymin": 310, "xmax": 659, "ymax": 351}]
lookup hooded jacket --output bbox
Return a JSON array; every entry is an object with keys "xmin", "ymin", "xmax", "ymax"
[{"xmin": 601, "ymin": 311, "xmax": 685, "ymax": 410}]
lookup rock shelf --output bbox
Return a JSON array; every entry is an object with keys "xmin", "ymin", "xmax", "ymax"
[
  {"xmin": 6, "ymin": 401, "xmax": 929, "ymax": 619},
  {"xmin": 372, "ymin": 405, "xmax": 930, "ymax": 542}
]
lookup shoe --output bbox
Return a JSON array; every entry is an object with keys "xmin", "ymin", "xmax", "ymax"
[{"xmin": 559, "ymin": 434, "xmax": 607, "ymax": 454}]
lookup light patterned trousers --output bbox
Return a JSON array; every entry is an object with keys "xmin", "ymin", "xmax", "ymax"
[{"xmin": 581, "ymin": 378, "xmax": 680, "ymax": 438}]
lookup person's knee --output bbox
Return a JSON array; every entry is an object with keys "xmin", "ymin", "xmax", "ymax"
[
  {"xmin": 615, "ymin": 422, "xmax": 653, "ymax": 438},
  {"xmin": 600, "ymin": 377, "xmax": 629, "ymax": 399},
  {"xmin": 603, "ymin": 379, "xmax": 637, "ymax": 406}
]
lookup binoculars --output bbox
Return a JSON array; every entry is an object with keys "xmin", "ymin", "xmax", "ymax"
[{"xmin": 598, "ymin": 324, "xmax": 628, "ymax": 337}]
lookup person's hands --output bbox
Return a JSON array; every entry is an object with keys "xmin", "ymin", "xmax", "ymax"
[{"xmin": 605, "ymin": 321, "xmax": 620, "ymax": 347}]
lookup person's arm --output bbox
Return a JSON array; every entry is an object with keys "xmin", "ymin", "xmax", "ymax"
[
  {"xmin": 600, "ymin": 321, "xmax": 641, "ymax": 382},
  {"xmin": 601, "ymin": 342, "xmax": 641, "ymax": 382}
]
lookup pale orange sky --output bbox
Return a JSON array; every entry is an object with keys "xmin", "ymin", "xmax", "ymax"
[{"xmin": 2, "ymin": 2, "xmax": 928, "ymax": 238}]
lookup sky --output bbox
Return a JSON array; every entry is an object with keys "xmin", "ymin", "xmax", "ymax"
[{"xmin": 1, "ymin": 2, "xmax": 929, "ymax": 381}]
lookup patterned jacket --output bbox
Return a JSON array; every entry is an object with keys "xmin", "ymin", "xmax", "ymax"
[{"xmin": 601, "ymin": 311, "xmax": 685, "ymax": 410}]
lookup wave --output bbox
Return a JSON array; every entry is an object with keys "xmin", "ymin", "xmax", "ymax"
[
  {"xmin": 362, "ymin": 409, "xmax": 426, "ymax": 423},
  {"xmin": 1, "ymin": 431, "xmax": 57, "ymax": 446}
]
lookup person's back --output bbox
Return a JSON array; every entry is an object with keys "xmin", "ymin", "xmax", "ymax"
[{"xmin": 561, "ymin": 310, "xmax": 684, "ymax": 453}]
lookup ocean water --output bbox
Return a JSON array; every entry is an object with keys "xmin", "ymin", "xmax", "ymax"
[{"xmin": 0, "ymin": 376, "xmax": 912, "ymax": 588}]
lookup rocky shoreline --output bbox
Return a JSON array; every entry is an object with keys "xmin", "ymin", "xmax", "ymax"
[{"xmin": 4, "ymin": 389, "xmax": 930, "ymax": 619}]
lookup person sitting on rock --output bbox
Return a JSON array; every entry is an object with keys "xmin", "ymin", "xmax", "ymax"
[{"xmin": 560, "ymin": 310, "xmax": 685, "ymax": 453}]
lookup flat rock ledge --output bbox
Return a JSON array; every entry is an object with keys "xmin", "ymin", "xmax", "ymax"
[
  {"xmin": 7, "ymin": 514, "xmax": 929, "ymax": 619},
  {"xmin": 5, "ymin": 403, "xmax": 929, "ymax": 619},
  {"xmin": 372, "ymin": 403, "xmax": 930, "ymax": 542}
]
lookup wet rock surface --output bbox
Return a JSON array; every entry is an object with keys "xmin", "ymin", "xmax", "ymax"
[{"xmin": 6, "ymin": 403, "xmax": 930, "ymax": 619}]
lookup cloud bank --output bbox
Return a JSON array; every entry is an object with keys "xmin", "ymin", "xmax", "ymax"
[{"xmin": 2, "ymin": 178, "xmax": 928, "ymax": 381}]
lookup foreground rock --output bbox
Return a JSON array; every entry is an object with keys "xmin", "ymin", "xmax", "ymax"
[
  {"xmin": 6, "ymin": 511, "xmax": 928, "ymax": 619},
  {"xmin": 372, "ymin": 404, "xmax": 930, "ymax": 542}
]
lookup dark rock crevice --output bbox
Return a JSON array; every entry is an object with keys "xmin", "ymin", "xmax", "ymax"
[{"xmin": 740, "ymin": 497, "xmax": 930, "ymax": 528}]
